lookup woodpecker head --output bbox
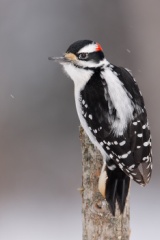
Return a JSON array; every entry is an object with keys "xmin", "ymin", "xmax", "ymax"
[{"xmin": 49, "ymin": 40, "xmax": 109, "ymax": 72}]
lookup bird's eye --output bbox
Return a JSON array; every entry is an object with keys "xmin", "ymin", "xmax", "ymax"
[{"xmin": 78, "ymin": 53, "xmax": 88, "ymax": 60}]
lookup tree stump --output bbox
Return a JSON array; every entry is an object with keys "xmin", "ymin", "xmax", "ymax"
[{"xmin": 79, "ymin": 127, "xmax": 130, "ymax": 240}]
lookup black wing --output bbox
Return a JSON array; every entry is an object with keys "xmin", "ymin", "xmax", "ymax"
[{"xmin": 80, "ymin": 67, "xmax": 152, "ymax": 185}]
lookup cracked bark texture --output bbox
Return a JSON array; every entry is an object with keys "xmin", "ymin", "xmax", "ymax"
[{"xmin": 79, "ymin": 127, "xmax": 130, "ymax": 240}]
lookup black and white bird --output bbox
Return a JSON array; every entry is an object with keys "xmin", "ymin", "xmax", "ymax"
[{"xmin": 49, "ymin": 40, "xmax": 152, "ymax": 215}]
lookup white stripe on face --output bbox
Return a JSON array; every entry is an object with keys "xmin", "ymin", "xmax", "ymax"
[{"xmin": 78, "ymin": 43, "xmax": 97, "ymax": 53}]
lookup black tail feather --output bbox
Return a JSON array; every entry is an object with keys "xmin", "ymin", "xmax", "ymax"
[{"xmin": 106, "ymin": 168, "xmax": 130, "ymax": 215}]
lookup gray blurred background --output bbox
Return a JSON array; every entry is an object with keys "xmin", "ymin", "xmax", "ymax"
[{"xmin": 0, "ymin": 0, "xmax": 159, "ymax": 239}]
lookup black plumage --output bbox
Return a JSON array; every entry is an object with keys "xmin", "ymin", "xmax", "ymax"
[
  {"xmin": 80, "ymin": 65, "xmax": 152, "ymax": 214},
  {"xmin": 50, "ymin": 39, "xmax": 152, "ymax": 216},
  {"xmin": 106, "ymin": 168, "xmax": 130, "ymax": 215},
  {"xmin": 81, "ymin": 65, "xmax": 152, "ymax": 183},
  {"xmin": 66, "ymin": 40, "xmax": 93, "ymax": 54}
]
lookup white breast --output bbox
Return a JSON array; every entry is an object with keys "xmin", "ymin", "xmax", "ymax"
[
  {"xmin": 62, "ymin": 63, "xmax": 108, "ymax": 160},
  {"xmin": 63, "ymin": 63, "xmax": 93, "ymax": 89}
]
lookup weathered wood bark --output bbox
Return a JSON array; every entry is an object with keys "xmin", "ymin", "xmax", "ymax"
[{"xmin": 79, "ymin": 127, "xmax": 130, "ymax": 240}]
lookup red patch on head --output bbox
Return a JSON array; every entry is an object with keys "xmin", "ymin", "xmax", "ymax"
[{"xmin": 96, "ymin": 43, "xmax": 103, "ymax": 52}]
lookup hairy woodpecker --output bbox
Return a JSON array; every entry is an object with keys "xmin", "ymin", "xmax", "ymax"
[{"xmin": 49, "ymin": 40, "xmax": 152, "ymax": 215}]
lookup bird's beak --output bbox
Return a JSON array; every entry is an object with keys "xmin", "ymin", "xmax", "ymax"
[
  {"xmin": 48, "ymin": 56, "xmax": 69, "ymax": 63},
  {"xmin": 48, "ymin": 53, "xmax": 77, "ymax": 63}
]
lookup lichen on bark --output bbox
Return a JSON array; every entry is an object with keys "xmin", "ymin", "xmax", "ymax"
[{"xmin": 79, "ymin": 126, "xmax": 130, "ymax": 240}]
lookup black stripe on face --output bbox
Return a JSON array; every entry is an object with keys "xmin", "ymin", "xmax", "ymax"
[
  {"xmin": 75, "ymin": 51, "xmax": 104, "ymax": 63},
  {"xmin": 87, "ymin": 51, "xmax": 104, "ymax": 63}
]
